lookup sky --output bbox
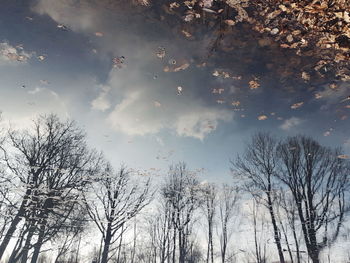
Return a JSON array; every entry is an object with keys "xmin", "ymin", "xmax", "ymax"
[{"xmin": 0, "ymin": 0, "xmax": 349, "ymax": 185}]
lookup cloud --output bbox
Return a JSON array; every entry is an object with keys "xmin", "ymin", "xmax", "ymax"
[
  {"xmin": 28, "ymin": 87, "xmax": 43, "ymax": 95},
  {"xmin": 175, "ymin": 109, "xmax": 232, "ymax": 140},
  {"xmin": 33, "ymin": 0, "xmax": 235, "ymax": 140},
  {"xmin": 0, "ymin": 42, "xmax": 32, "ymax": 65},
  {"xmin": 91, "ymin": 86, "xmax": 111, "ymax": 112},
  {"xmin": 280, "ymin": 117, "xmax": 303, "ymax": 131},
  {"xmin": 33, "ymin": 0, "xmax": 96, "ymax": 32},
  {"xmin": 106, "ymin": 88, "xmax": 233, "ymax": 139},
  {"xmin": 0, "ymin": 88, "xmax": 68, "ymax": 130},
  {"xmin": 107, "ymin": 90, "xmax": 166, "ymax": 136}
]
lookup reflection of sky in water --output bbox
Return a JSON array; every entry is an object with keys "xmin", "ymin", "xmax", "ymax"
[{"xmin": 0, "ymin": 0, "xmax": 349, "ymax": 183}]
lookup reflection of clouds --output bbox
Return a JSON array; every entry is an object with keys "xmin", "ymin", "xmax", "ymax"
[
  {"xmin": 34, "ymin": 0, "xmax": 234, "ymax": 140},
  {"xmin": 175, "ymin": 109, "xmax": 232, "ymax": 140},
  {"xmin": 33, "ymin": 0, "xmax": 96, "ymax": 32},
  {"xmin": 280, "ymin": 117, "xmax": 303, "ymax": 131},
  {"xmin": 0, "ymin": 87, "xmax": 68, "ymax": 129},
  {"xmin": 91, "ymin": 85, "xmax": 111, "ymax": 112}
]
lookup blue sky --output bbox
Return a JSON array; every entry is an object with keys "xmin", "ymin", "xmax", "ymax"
[{"xmin": 0, "ymin": 0, "xmax": 349, "ymax": 184}]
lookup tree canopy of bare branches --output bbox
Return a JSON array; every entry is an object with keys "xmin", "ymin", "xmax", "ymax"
[
  {"xmin": 277, "ymin": 135, "xmax": 350, "ymax": 263},
  {"xmin": 84, "ymin": 165, "xmax": 152, "ymax": 263}
]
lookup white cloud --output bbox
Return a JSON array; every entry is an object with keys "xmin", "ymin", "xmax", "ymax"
[
  {"xmin": 107, "ymin": 90, "xmax": 166, "ymax": 136},
  {"xmin": 280, "ymin": 117, "xmax": 303, "ymax": 131},
  {"xmin": 33, "ymin": 0, "xmax": 95, "ymax": 32},
  {"xmin": 175, "ymin": 109, "xmax": 232, "ymax": 140},
  {"xmin": 34, "ymin": 0, "xmax": 235, "ymax": 140},
  {"xmin": 0, "ymin": 88, "xmax": 69, "ymax": 130},
  {"xmin": 28, "ymin": 87, "xmax": 43, "ymax": 95},
  {"xmin": 91, "ymin": 86, "xmax": 111, "ymax": 112},
  {"xmin": 0, "ymin": 42, "xmax": 31, "ymax": 65},
  {"xmin": 106, "ymin": 88, "xmax": 233, "ymax": 139}
]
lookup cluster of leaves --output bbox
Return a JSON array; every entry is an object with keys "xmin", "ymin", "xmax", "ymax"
[{"xmin": 128, "ymin": 0, "xmax": 349, "ymax": 89}]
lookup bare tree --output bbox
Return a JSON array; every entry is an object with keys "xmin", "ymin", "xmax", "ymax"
[
  {"xmin": 145, "ymin": 199, "xmax": 173, "ymax": 263},
  {"xmin": 162, "ymin": 163, "xmax": 201, "ymax": 263},
  {"xmin": 217, "ymin": 184, "xmax": 240, "ymax": 263},
  {"xmin": 200, "ymin": 183, "xmax": 217, "ymax": 263},
  {"xmin": 0, "ymin": 114, "xmax": 102, "ymax": 262},
  {"xmin": 84, "ymin": 165, "xmax": 152, "ymax": 263},
  {"xmin": 233, "ymin": 132, "xmax": 286, "ymax": 263},
  {"xmin": 52, "ymin": 206, "xmax": 88, "ymax": 263},
  {"xmin": 277, "ymin": 135, "xmax": 350, "ymax": 263},
  {"xmin": 251, "ymin": 200, "xmax": 267, "ymax": 263},
  {"xmin": 276, "ymin": 189, "xmax": 304, "ymax": 263}
]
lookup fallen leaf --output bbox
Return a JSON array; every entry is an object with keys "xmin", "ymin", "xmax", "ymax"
[
  {"xmin": 177, "ymin": 86, "xmax": 183, "ymax": 95},
  {"xmin": 291, "ymin": 102, "xmax": 304, "ymax": 109},
  {"xmin": 181, "ymin": 30, "xmax": 192, "ymax": 38},
  {"xmin": 258, "ymin": 115, "xmax": 268, "ymax": 120},
  {"xmin": 37, "ymin": 55, "xmax": 46, "ymax": 61},
  {"xmin": 301, "ymin": 72, "xmax": 310, "ymax": 81},
  {"xmin": 224, "ymin": 20, "xmax": 236, "ymax": 26},
  {"xmin": 337, "ymin": 154, "xmax": 349, "ymax": 159},
  {"xmin": 231, "ymin": 101, "xmax": 240, "ymax": 106},
  {"xmin": 156, "ymin": 47, "xmax": 166, "ymax": 59},
  {"xmin": 329, "ymin": 83, "xmax": 337, "ymax": 90},
  {"xmin": 249, "ymin": 79, "xmax": 260, "ymax": 89},
  {"xmin": 314, "ymin": 93, "xmax": 322, "ymax": 99},
  {"xmin": 323, "ymin": 131, "xmax": 331, "ymax": 136},
  {"xmin": 173, "ymin": 63, "xmax": 190, "ymax": 72}
]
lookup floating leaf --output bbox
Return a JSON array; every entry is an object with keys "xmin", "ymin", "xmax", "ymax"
[
  {"xmin": 258, "ymin": 115, "xmax": 267, "ymax": 120},
  {"xmin": 291, "ymin": 102, "xmax": 304, "ymax": 109},
  {"xmin": 249, "ymin": 79, "xmax": 260, "ymax": 89}
]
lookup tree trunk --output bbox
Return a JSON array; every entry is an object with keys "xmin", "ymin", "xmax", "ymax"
[
  {"xmin": 210, "ymin": 226, "xmax": 214, "ymax": 263},
  {"xmin": 172, "ymin": 227, "xmax": 176, "ymax": 263},
  {"xmin": 0, "ymin": 180, "xmax": 37, "ymax": 260},
  {"xmin": 267, "ymin": 191, "xmax": 285, "ymax": 263},
  {"xmin": 0, "ymin": 207, "xmax": 25, "ymax": 259},
  {"xmin": 291, "ymin": 221, "xmax": 301, "ymax": 263},
  {"xmin": 221, "ymin": 225, "xmax": 227, "ymax": 263},
  {"xmin": 30, "ymin": 219, "xmax": 47, "ymax": 263},
  {"xmin": 8, "ymin": 224, "xmax": 28, "ymax": 263},
  {"xmin": 309, "ymin": 251, "xmax": 320, "ymax": 263},
  {"xmin": 116, "ymin": 224, "xmax": 124, "ymax": 263},
  {"xmin": 101, "ymin": 224, "xmax": 112, "ymax": 263},
  {"xmin": 20, "ymin": 224, "xmax": 35, "ymax": 263},
  {"xmin": 308, "ymin": 235, "xmax": 320, "ymax": 263},
  {"xmin": 75, "ymin": 233, "xmax": 82, "ymax": 263},
  {"xmin": 179, "ymin": 230, "xmax": 185, "ymax": 263}
]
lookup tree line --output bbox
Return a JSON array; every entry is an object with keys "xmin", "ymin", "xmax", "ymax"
[{"xmin": 0, "ymin": 115, "xmax": 349, "ymax": 263}]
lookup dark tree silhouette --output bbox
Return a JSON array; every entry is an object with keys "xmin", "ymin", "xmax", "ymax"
[
  {"xmin": 200, "ymin": 183, "xmax": 216, "ymax": 263},
  {"xmin": 217, "ymin": 184, "xmax": 240, "ymax": 263},
  {"xmin": 277, "ymin": 135, "xmax": 350, "ymax": 263},
  {"xmin": 0, "ymin": 114, "xmax": 102, "ymax": 263},
  {"xmin": 233, "ymin": 132, "xmax": 286, "ymax": 263},
  {"xmin": 84, "ymin": 165, "xmax": 152, "ymax": 263},
  {"xmin": 162, "ymin": 163, "xmax": 201, "ymax": 263}
]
